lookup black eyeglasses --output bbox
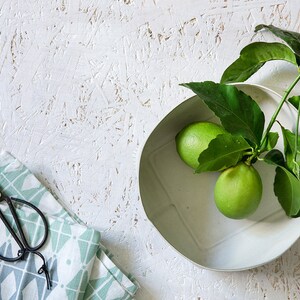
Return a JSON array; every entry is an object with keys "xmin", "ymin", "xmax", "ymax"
[{"xmin": 0, "ymin": 195, "xmax": 51, "ymax": 289}]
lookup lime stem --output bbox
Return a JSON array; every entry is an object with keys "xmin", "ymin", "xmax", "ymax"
[
  {"xmin": 260, "ymin": 73, "xmax": 300, "ymax": 148},
  {"xmin": 246, "ymin": 149, "xmax": 258, "ymax": 165}
]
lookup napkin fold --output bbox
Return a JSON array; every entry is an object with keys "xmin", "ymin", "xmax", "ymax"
[{"xmin": 0, "ymin": 151, "xmax": 138, "ymax": 299}]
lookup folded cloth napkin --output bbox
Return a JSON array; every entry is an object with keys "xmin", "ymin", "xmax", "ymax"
[{"xmin": 0, "ymin": 151, "xmax": 138, "ymax": 300}]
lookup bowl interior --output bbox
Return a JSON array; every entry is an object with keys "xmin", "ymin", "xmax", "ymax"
[{"xmin": 139, "ymin": 84, "xmax": 300, "ymax": 271}]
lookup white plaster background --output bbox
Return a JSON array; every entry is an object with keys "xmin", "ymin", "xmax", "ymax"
[{"xmin": 1, "ymin": 0, "xmax": 300, "ymax": 299}]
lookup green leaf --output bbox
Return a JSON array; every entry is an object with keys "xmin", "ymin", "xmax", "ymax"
[
  {"xmin": 274, "ymin": 166, "xmax": 300, "ymax": 217},
  {"xmin": 221, "ymin": 42, "xmax": 297, "ymax": 83},
  {"xmin": 181, "ymin": 81, "xmax": 265, "ymax": 145},
  {"xmin": 288, "ymin": 95, "xmax": 300, "ymax": 110},
  {"xmin": 264, "ymin": 148, "xmax": 300, "ymax": 218},
  {"xmin": 263, "ymin": 149, "xmax": 285, "ymax": 167},
  {"xmin": 255, "ymin": 24, "xmax": 300, "ymax": 63},
  {"xmin": 196, "ymin": 133, "xmax": 251, "ymax": 173},
  {"xmin": 280, "ymin": 125, "xmax": 300, "ymax": 177},
  {"xmin": 260, "ymin": 132, "xmax": 279, "ymax": 152}
]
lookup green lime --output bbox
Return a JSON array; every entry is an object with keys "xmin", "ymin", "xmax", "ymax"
[
  {"xmin": 176, "ymin": 121, "xmax": 227, "ymax": 169},
  {"xmin": 214, "ymin": 162, "xmax": 263, "ymax": 219}
]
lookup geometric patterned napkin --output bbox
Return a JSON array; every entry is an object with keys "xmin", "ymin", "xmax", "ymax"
[{"xmin": 0, "ymin": 151, "xmax": 138, "ymax": 300}]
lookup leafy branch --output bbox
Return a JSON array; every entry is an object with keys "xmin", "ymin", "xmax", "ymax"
[
  {"xmin": 259, "ymin": 73, "xmax": 300, "ymax": 148},
  {"xmin": 181, "ymin": 24, "xmax": 300, "ymax": 218}
]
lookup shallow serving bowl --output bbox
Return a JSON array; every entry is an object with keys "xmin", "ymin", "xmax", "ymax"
[{"xmin": 138, "ymin": 83, "xmax": 300, "ymax": 271}]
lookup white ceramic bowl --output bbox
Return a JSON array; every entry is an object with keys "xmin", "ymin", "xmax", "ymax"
[{"xmin": 138, "ymin": 83, "xmax": 300, "ymax": 271}]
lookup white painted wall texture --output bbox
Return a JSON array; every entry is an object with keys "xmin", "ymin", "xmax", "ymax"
[{"xmin": 1, "ymin": 0, "xmax": 300, "ymax": 299}]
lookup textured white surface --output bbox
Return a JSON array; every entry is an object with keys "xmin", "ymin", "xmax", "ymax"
[{"xmin": 1, "ymin": 1, "xmax": 300, "ymax": 299}]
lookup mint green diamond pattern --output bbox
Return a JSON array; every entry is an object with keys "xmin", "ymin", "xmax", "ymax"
[
  {"xmin": 66, "ymin": 290, "xmax": 78, "ymax": 300},
  {"xmin": 53, "ymin": 207, "xmax": 73, "ymax": 220},
  {"xmin": 82, "ymin": 282, "xmax": 94, "ymax": 299},
  {"xmin": 86, "ymin": 275, "xmax": 115, "ymax": 299},
  {"xmin": 0, "ymin": 152, "xmax": 138, "ymax": 299},
  {"xmin": 78, "ymin": 240, "xmax": 99, "ymax": 265},
  {"xmin": 66, "ymin": 269, "xmax": 89, "ymax": 300},
  {"xmin": 79, "ymin": 228, "xmax": 100, "ymax": 244},
  {"xmin": 108, "ymin": 266, "xmax": 122, "ymax": 281},
  {"xmin": 126, "ymin": 284, "xmax": 138, "ymax": 295},
  {"xmin": 83, "ymin": 269, "xmax": 132, "ymax": 300},
  {"xmin": 78, "ymin": 229, "xmax": 100, "ymax": 264},
  {"xmin": 51, "ymin": 220, "xmax": 72, "ymax": 253}
]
